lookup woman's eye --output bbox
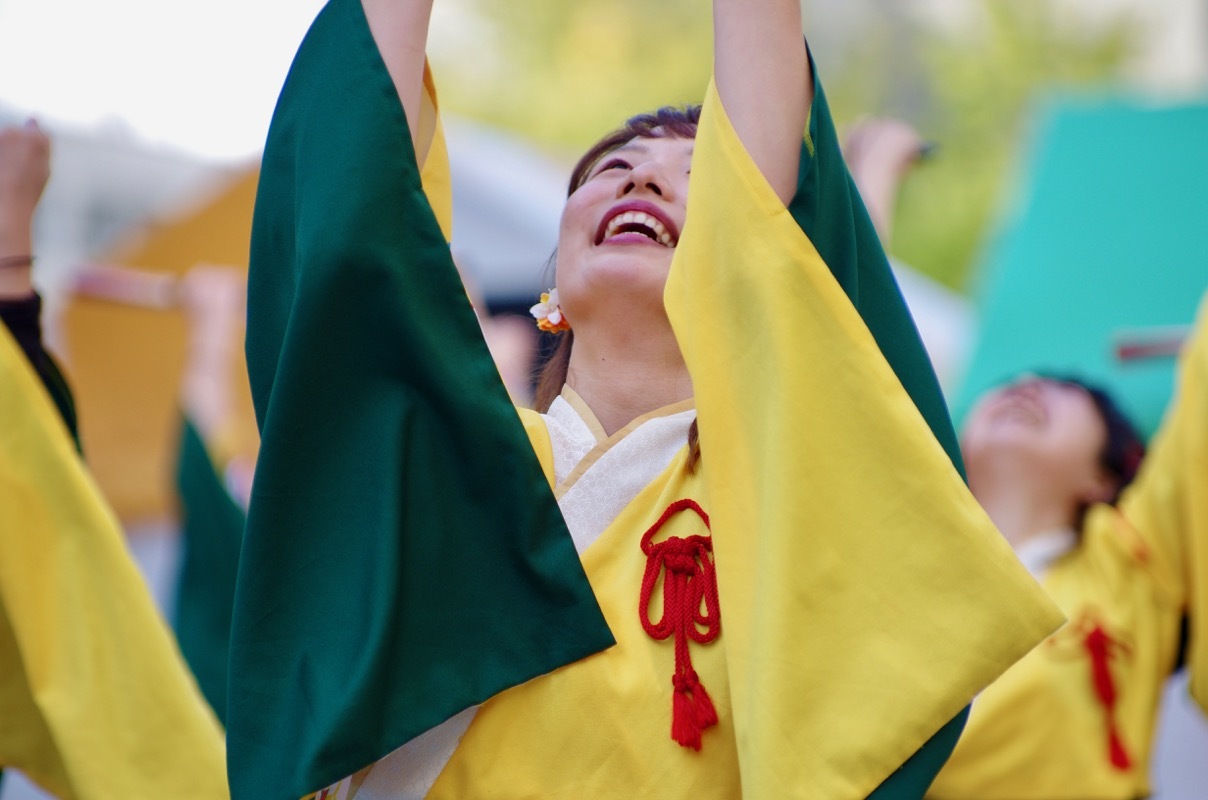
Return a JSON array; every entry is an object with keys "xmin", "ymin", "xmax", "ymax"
[{"xmin": 597, "ymin": 159, "xmax": 631, "ymax": 174}]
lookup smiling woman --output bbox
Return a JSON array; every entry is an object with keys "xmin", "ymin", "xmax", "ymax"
[
  {"xmin": 227, "ymin": 1, "xmax": 1066, "ymax": 799},
  {"xmin": 927, "ymin": 340, "xmax": 1208, "ymax": 798}
]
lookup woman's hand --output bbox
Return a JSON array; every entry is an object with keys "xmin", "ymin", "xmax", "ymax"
[
  {"xmin": 712, "ymin": 0, "xmax": 811, "ymax": 205},
  {"xmin": 844, "ymin": 117, "xmax": 929, "ymax": 243},
  {"xmin": 0, "ymin": 120, "xmax": 51, "ymax": 299}
]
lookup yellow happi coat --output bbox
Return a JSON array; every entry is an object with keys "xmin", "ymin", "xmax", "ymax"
[
  {"xmin": 323, "ymin": 75, "xmax": 1063, "ymax": 800},
  {"xmin": 930, "ymin": 298, "xmax": 1208, "ymax": 800},
  {"xmin": 0, "ymin": 324, "xmax": 228, "ymax": 799}
]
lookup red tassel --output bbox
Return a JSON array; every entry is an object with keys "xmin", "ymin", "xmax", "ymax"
[
  {"xmin": 1084, "ymin": 624, "xmax": 1132, "ymax": 771},
  {"xmin": 670, "ymin": 669, "xmax": 719, "ymax": 750},
  {"xmin": 639, "ymin": 500, "xmax": 722, "ymax": 751},
  {"xmin": 672, "ymin": 682, "xmax": 703, "ymax": 750},
  {"xmin": 1108, "ymin": 729, "xmax": 1132, "ymax": 771},
  {"xmin": 692, "ymin": 676, "xmax": 719, "ymax": 729}
]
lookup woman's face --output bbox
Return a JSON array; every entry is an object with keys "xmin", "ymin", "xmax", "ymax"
[
  {"xmin": 961, "ymin": 377, "xmax": 1113, "ymax": 506},
  {"xmin": 554, "ymin": 135, "xmax": 693, "ymax": 326}
]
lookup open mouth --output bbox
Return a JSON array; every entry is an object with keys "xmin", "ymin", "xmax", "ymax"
[{"xmin": 595, "ymin": 202, "xmax": 679, "ymax": 247}]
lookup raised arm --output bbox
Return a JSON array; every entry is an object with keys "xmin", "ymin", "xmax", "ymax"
[
  {"xmin": 712, "ymin": 0, "xmax": 811, "ymax": 204},
  {"xmin": 0, "ymin": 120, "xmax": 49, "ymax": 302},
  {"xmin": 361, "ymin": 0, "xmax": 435, "ymax": 153}
]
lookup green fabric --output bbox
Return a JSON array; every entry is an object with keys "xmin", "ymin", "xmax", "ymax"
[
  {"xmin": 790, "ymin": 62, "xmax": 965, "ymax": 479},
  {"xmin": 869, "ymin": 707, "xmax": 969, "ymax": 799},
  {"xmin": 954, "ymin": 96, "xmax": 1208, "ymax": 438},
  {"xmin": 229, "ymin": 0, "xmax": 614, "ymax": 797},
  {"xmin": 171, "ymin": 417, "xmax": 244, "ymax": 726},
  {"xmin": 41, "ymin": 355, "xmax": 80, "ymax": 454},
  {"xmin": 794, "ymin": 58, "xmax": 971, "ymax": 795}
]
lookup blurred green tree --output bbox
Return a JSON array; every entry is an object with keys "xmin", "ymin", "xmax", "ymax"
[
  {"xmin": 429, "ymin": 0, "xmax": 1136, "ymax": 291},
  {"xmin": 889, "ymin": 1, "xmax": 1135, "ymax": 290}
]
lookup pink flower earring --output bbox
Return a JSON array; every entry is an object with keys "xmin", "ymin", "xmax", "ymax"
[{"xmin": 530, "ymin": 288, "xmax": 570, "ymax": 333}]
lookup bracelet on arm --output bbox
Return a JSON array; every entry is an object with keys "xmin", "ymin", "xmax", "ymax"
[{"xmin": 0, "ymin": 255, "xmax": 34, "ymax": 269}]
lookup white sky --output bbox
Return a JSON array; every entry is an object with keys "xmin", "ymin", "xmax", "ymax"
[{"xmin": 0, "ymin": 0, "xmax": 331, "ymax": 160}]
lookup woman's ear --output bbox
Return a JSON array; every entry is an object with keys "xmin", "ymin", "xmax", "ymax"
[{"xmin": 1078, "ymin": 468, "xmax": 1119, "ymax": 507}]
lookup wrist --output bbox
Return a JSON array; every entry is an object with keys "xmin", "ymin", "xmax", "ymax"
[{"xmin": 0, "ymin": 265, "xmax": 34, "ymax": 300}]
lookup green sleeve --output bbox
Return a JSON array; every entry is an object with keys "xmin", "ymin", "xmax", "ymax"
[
  {"xmin": 172, "ymin": 417, "xmax": 246, "ymax": 725},
  {"xmin": 869, "ymin": 708, "xmax": 969, "ymax": 798},
  {"xmin": 229, "ymin": 0, "xmax": 613, "ymax": 795}
]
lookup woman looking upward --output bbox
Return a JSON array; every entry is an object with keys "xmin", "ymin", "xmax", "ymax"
[{"xmin": 230, "ymin": 1, "xmax": 1064, "ymax": 798}]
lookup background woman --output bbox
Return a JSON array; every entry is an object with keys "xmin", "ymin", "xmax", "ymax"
[
  {"xmin": 928, "ymin": 310, "xmax": 1208, "ymax": 799},
  {"xmin": 841, "ymin": 114, "xmax": 1208, "ymax": 798}
]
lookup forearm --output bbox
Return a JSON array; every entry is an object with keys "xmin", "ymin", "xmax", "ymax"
[
  {"xmin": 0, "ymin": 207, "xmax": 35, "ymax": 300},
  {"xmin": 712, "ymin": 0, "xmax": 811, "ymax": 204},
  {"xmin": 361, "ymin": 0, "xmax": 435, "ymax": 152}
]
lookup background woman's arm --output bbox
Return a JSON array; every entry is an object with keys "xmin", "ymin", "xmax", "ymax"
[
  {"xmin": 712, "ymin": 0, "xmax": 811, "ymax": 204},
  {"xmin": 0, "ymin": 120, "xmax": 48, "ymax": 302},
  {"xmin": 361, "ymin": 0, "xmax": 435, "ymax": 151}
]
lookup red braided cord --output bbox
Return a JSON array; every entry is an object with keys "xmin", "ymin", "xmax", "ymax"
[
  {"xmin": 638, "ymin": 499, "xmax": 722, "ymax": 750},
  {"xmin": 1084, "ymin": 625, "xmax": 1132, "ymax": 771}
]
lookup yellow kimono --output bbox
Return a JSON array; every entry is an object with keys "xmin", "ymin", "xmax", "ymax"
[
  {"xmin": 321, "ymin": 73, "xmax": 1063, "ymax": 799},
  {"xmin": 929, "ymin": 297, "xmax": 1208, "ymax": 799},
  {"xmin": 0, "ymin": 324, "xmax": 229, "ymax": 799}
]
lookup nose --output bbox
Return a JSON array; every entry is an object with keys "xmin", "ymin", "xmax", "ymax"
[
  {"xmin": 619, "ymin": 160, "xmax": 673, "ymax": 200},
  {"xmin": 1010, "ymin": 375, "xmax": 1045, "ymax": 396}
]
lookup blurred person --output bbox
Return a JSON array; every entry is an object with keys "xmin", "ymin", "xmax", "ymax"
[
  {"xmin": 0, "ymin": 120, "xmax": 229, "ymax": 799},
  {"xmin": 0, "ymin": 121, "xmax": 76, "ymax": 440},
  {"xmin": 228, "ymin": 1, "xmax": 1065, "ymax": 798},
  {"xmin": 844, "ymin": 116, "xmax": 928, "ymax": 245},
  {"xmin": 173, "ymin": 265, "xmax": 253, "ymax": 726},
  {"xmin": 457, "ymin": 263, "xmax": 539, "ymax": 407},
  {"xmin": 926, "ymin": 328, "xmax": 1208, "ymax": 798},
  {"xmin": 845, "ymin": 115, "xmax": 1208, "ymax": 799}
]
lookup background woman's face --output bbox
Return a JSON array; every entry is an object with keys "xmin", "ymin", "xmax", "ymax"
[
  {"xmin": 961, "ymin": 377, "xmax": 1113, "ymax": 506},
  {"xmin": 554, "ymin": 135, "xmax": 693, "ymax": 326}
]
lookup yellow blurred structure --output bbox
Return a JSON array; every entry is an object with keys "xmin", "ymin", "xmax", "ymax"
[{"xmin": 62, "ymin": 167, "xmax": 261, "ymax": 525}]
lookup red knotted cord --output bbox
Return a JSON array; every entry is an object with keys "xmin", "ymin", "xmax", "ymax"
[
  {"xmin": 638, "ymin": 498, "xmax": 722, "ymax": 750},
  {"xmin": 1084, "ymin": 624, "xmax": 1132, "ymax": 771}
]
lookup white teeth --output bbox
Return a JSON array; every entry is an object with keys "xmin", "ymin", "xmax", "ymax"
[{"xmin": 602, "ymin": 209, "xmax": 676, "ymax": 246}]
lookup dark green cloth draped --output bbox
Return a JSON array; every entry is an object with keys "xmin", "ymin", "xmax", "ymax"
[
  {"xmin": 172, "ymin": 418, "xmax": 245, "ymax": 725},
  {"xmin": 792, "ymin": 59, "xmax": 970, "ymax": 797},
  {"xmin": 228, "ymin": 0, "xmax": 613, "ymax": 796}
]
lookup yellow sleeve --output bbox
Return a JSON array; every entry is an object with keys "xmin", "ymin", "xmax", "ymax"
[
  {"xmin": 663, "ymin": 79, "xmax": 1063, "ymax": 798},
  {"xmin": 1114, "ymin": 294, "xmax": 1208, "ymax": 708},
  {"xmin": 0, "ymin": 325, "xmax": 228, "ymax": 798}
]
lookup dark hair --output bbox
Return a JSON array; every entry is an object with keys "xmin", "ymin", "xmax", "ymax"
[
  {"xmin": 1038, "ymin": 374, "xmax": 1146, "ymax": 521},
  {"xmin": 1056, "ymin": 376, "xmax": 1145, "ymax": 493},
  {"xmin": 534, "ymin": 105, "xmax": 704, "ymax": 471}
]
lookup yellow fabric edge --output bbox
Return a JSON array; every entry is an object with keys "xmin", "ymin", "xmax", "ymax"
[
  {"xmin": 517, "ymin": 406, "xmax": 556, "ymax": 488},
  {"xmin": 418, "ymin": 60, "xmax": 453, "ymax": 244},
  {"xmin": 559, "ymin": 385, "xmax": 608, "ymax": 444}
]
